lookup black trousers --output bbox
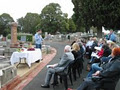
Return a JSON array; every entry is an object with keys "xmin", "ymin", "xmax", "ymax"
[{"xmin": 77, "ymin": 78, "xmax": 98, "ymax": 90}]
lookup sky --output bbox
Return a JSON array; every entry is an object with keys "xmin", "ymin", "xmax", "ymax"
[{"xmin": 0, "ymin": 0, "xmax": 74, "ymax": 21}]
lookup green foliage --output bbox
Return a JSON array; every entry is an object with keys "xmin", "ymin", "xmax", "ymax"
[
  {"xmin": 40, "ymin": 3, "xmax": 72, "ymax": 34},
  {"xmin": 26, "ymin": 35, "xmax": 33, "ymax": 42},
  {"xmin": 17, "ymin": 13, "xmax": 41, "ymax": 34},
  {"xmin": 72, "ymin": 0, "xmax": 120, "ymax": 36},
  {"xmin": 68, "ymin": 19, "xmax": 76, "ymax": 32},
  {"xmin": 0, "ymin": 13, "xmax": 14, "ymax": 36}
]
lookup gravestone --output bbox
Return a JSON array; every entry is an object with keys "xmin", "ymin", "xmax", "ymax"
[{"xmin": 21, "ymin": 36, "xmax": 26, "ymax": 42}]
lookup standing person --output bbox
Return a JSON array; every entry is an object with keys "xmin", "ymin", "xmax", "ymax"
[
  {"xmin": 68, "ymin": 35, "xmax": 70, "ymax": 41},
  {"xmin": 35, "ymin": 29, "xmax": 43, "ymax": 49},
  {"xmin": 41, "ymin": 45, "xmax": 74, "ymax": 88},
  {"xmin": 108, "ymin": 29, "xmax": 117, "ymax": 42}
]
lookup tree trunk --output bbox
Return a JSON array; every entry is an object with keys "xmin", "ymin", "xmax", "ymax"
[
  {"xmin": 97, "ymin": 27, "xmax": 102, "ymax": 38},
  {"xmin": 85, "ymin": 26, "xmax": 90, "ymax": 33}
]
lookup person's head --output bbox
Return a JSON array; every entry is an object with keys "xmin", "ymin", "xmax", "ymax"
[
  {"xmin": 93, "ymin": 37, "xmax": 97, "ymax": 41},
  {"xmin": 64, "ymin": 45, "xmax": 72, "ymax": 52},
  {"xmin": 98, "ymin": 38, "xmax": 107, "ymax": 46},
  {"xmin": 108, "ymin": 42, "xmax": 118, "ymax": 49},
  {"xmin": 102, "ymin": 44, "xmax": 109, "ymax": 50},
  {"xmin": 72, "ymin": 43, "xmax": 80, "ymax": 52},
  {"xmin": 110, "ymin": 29, "xmax": 113, "ymax": 34},
  {"xmin": 89, "ymin": 37, "xmax": 93, "ymax": 41},
  {"xmin": 111, "ymin": 47, "xmax": 120, "ymax": 57},
  {"xmin": 37, "ymin": 29, "xmax": 42, "ymax": 34}
]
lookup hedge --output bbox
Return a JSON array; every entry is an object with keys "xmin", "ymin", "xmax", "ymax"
[{"xmin": 7, "ymin": 33, "xmax": 33, "ymax": 42}]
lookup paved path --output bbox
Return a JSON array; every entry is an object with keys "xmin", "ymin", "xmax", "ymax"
[
  {"xmin": 23, "ymin": 41, "xmax": 85, "ymax": 90},
  {"xmin": 23, "ymin": 41, "xmax": 120, "ymax": 90}
]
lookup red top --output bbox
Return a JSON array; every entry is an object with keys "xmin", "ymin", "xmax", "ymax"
[{"xmin": 97, "ymin": 49, "xmax": 104, "ymax": 57}]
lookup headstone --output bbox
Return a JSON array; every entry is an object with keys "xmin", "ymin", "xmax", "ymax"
[{"xmin": 21, "ymin": 36, "xmax": 26, "ymax": 42}]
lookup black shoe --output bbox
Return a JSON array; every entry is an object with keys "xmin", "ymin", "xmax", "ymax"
[
  {"xmin": 51, "ymin": 82, "xmax": 59, "ymax": 85},
  {"xmin": 41, "ymin": 84, "xmax": 50, "ymax": 88},
  {"xmin": 35, "ymin": 60, "xmax": 40, "ymax": 63}
]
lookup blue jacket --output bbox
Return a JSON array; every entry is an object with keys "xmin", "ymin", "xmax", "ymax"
[{"xmin": 108, "ymin": 33, "xmax": 116, "ymax": 42}]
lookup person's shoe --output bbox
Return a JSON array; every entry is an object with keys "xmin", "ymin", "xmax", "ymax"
[
  {"xmin": 41, "ymin": 84, "xmax": 50, "ymax": 88},
  {"xmin": 51, "ymin": 81, "xmax": 59, "ymax": 85}
]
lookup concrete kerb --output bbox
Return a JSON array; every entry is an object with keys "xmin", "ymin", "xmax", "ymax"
[{"xmin": 1, "ymin": 47, "xmax": 57, "ymax": 90}]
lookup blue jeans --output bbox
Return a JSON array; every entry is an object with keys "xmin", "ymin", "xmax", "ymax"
[
  {"xmin": 87, "ymin": 63, "xmax": 102, "ymax": 77},
  {"xmin": 36, "ymin": 44, "xmax": 42, "ymax": 49},
  {"xmin": 101, "ymin": 56, "xmax": 112, "ymax": 63}
]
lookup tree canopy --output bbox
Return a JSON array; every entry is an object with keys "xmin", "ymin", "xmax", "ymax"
[
  {"xmin": 17, "ymin": 3, "xmax": 76, "ymax": 34},
  {"xmin": 40, "ymin": 3, "xmax": 76, "ymax": 34},
  {"xmin": 17, "ymin": 13, "xmax": 41, "ymax": 34},
  {"xmin": 72, "ymin": 0, "xmax": 120, "ymax": 37},
  {"xmin": 0, "ymin": 13, "xmax": 14, "ymax": 36}
]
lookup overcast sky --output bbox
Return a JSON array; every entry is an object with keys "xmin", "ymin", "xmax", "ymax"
[{"xmin": 0, "ymin": 0, "xmax": 74, "ymax": 21}]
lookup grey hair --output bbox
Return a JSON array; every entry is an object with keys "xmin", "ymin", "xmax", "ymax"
[{"xmin": 64, "ymin": 45, "xmax": 71, "ymax": 52}]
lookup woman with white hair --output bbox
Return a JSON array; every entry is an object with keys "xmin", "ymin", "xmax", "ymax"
[{"xmin": 41, "ymin": 45, "xmax": 74, "ymax": 88}]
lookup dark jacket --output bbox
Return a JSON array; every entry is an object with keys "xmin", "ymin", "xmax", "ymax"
[
  {"xmin": 100, "ymin": 56, "xmax": 120, "ymax": 82},
  {"xmin": 102, "ymin": 48, "xmax": 111, "ymax": 57},
  {"xmin": 91, "ymin": 41, "xmax": 98, "ymax": 52},
  {"xmin": 72, "ymin": 50, "xmax": 79, "ymax": 60}
]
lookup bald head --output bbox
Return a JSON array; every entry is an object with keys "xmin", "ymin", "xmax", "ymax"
[{"xmin": 64, "ymin": 45, "xmax": 71, "ymax": 52}]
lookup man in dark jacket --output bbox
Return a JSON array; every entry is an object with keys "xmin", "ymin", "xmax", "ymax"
[{"xmin": 77, "ymin": 47, "xmax": 120, "ymax": 90}]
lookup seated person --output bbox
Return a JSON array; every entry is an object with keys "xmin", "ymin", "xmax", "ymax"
[
  {"xmin": 87, "ymin": 45, "xmax": 112, "ymax": 77},
  {"xmin": 86, "ymin": 59, "xmax": 102, "ymax": 78},
  {"xmin": 28, "ymin": 42, "xmax": 34, "ymax": 48},
  {"xmin": 41, "ymin": 45, "xmax": 74, "ymax": 88},
  {"xmin": 77, "ymin": 47, "xmax": 120, "ymax": 90},
  {"xmin": 71, "ymin": 43, "xmax": 80, "ymax": 60},
  {"xmin": 27, "ymin": 42, "xmax": 35, "ymax": 51}
]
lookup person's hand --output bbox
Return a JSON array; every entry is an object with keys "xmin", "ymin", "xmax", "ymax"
[
  {"xmin": 49, "ymin": 65, "xmax": 54, "ymax": 68},
  {"xmin": 92, "ymin": 71, "xmax": 100, "ymax": 76},
  {"xmin": 50, "ymin": 63, "xmax": 58, "ymax": 68}
]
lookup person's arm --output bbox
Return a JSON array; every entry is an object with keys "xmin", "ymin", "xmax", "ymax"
[
  {"xmin": 99, "ymin": 61, "xmax": 120, "ymax": 78},
  {"xmin": 49, "ymin": 63, "xmax": 58, "ymax": 68}
]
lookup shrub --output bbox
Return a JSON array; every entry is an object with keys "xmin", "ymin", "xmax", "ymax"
[{"xmin": 7, "ymin": 33, "xmax": 33, "ymax": 42}]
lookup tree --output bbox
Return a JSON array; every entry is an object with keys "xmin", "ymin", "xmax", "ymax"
[
  {"xmin": 68, "ymin": 18, "xmax": 76, "ymax": 33},
  {"xmin": 17, "ymin": 17, "xmax": 24, "ymax": 33},
  {"xmin": 0, "ymin": 13, "xmax": 14, "ymax": 36},
  {"xmin": 17, "ymin": 13, "xmax": 41, "ymax": 34},
  {"xmin": 72, "ymin": 0, "xmax": 81, "ymax": 32},
  {"xmin": 40, "ymin": 3, "xmax": 69, "ymax": 34},
  {"xmin": 72, "ymin": 0, "xmax": 120, "ymax": 37}
]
